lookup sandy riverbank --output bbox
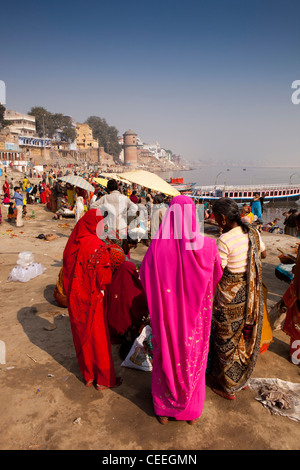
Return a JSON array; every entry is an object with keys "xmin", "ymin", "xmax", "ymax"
[{"xmin": 0, "ymin": 203, "xmax": 299, "ymax": 450}]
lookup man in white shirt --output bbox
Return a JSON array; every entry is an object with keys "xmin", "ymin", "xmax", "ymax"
[{"xmin": 91, "ymin": 179, "xmax": 137, "ymax": 238}]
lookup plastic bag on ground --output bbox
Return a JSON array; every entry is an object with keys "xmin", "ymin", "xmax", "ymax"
[
  {"xmin": 8, "ymin": 253, "xmax": 46, "ymax": 283},
  {"xmin": 17, "ymin": 251, "xmax": 35, "ymax": 267},
  {"xmin": 121, "ymin": 325, "xmax": 153, "ymax": 371}
]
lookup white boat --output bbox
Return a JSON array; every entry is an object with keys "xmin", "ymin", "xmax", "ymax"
[
  {"xmin": 170, "ymin": 183, "xmax": 196, "ymax": 192},
  {"xmin": 191, "ymin": 183, "xmax": 300, "ymax": 202}
]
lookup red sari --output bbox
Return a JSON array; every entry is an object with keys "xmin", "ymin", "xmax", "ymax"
[
  {"xmin": 101, "ymin": 232, "xmax": 148, "ymax": 343},
  {"xmin": 3, "ymin": 181, "xmax": 10, "ymax": 197},
  {"xmin": 40, "ymin": 182, "xmax": 46, "ymax": 203},
  {"xmin": 105, "ymin": 261, "xmax": 148, "ymax": 343},
  {"xmin": 40, "ymin": 184, "xmax": 51, "ymax": 204},
  {"xmin": 63, "ymin": 209, "xmax": 120, "ymax": 388}
]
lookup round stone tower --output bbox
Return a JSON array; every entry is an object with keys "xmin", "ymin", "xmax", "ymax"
[{"xmin": 123, "ymin": 129, "xmax": 137, "ymax": 166}]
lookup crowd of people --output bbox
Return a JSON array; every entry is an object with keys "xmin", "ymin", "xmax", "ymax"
[
  {"xmin": 1, "ymin": 170, "xmax": 299, "ymax": 426},
  {"xmin": 0, "ymin": 176, "xmax": 30, "ymax": 227},
  {"xmin": 50, "ymin": 178, "xmax": 299, "ymax": 426},
  {"xmin": 203, "ymin": 192, "xmax": 265, "ymax": 228},
  {"xmin": 203, "ymin": 192, "xmax": 300, "ymax": 238},
  {"xmin": 0, "ymin": 171, "xmax": 103, "ymax": 226}
]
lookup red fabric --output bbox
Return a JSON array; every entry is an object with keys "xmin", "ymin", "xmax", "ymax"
[
  {"xmin": 3, "ymin": 181, "xmax": 9, "ymax": 197},
  {"xmin": 40, "ymin": 191, "xmax": 46, "ymax": 203},
  {"xmin": 283, "ymin": 283, "xmax": 300, "ymax": 343},
  {"xmin": 105, "ymin": 261, "xmax": 148, "ymax": 342},
  {"xmin": 76, "ymin": 187, "xmax": 88, "ymax": 199},
  {"xmin": 130, "ymin": 194, "xmax": 138, "ymax": 203},
  {"xmin": 63, "ymin": 209, "xmax": 118, "ymax": 387},
  {"xmin": 41, "ymin": 186, "xmax": 51, "ymax": 204}
]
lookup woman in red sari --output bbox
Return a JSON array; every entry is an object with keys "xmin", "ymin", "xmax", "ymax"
[
  {"xmin": 55, "ymin": 227, "xmax": 147, "ymax": 343},
  {"xmin": 39, "ymin": 181, "xmax": 46, "ymax": 203},
  {"xmin": 40, "ymin": 183, "xmax": 51, "ymax": 204},
  {"xmin": 3, "ymin": 179, "xmax": 10, "ymax": 198},
  {"xmin": 63, "ymin": 209, "xmax": 121, "ymax": 389},
  {"xmin": 101, "ymin": 229, "xmax": 148, "ymax": 344}
]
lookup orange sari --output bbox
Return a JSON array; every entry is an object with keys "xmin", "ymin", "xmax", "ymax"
[{"xmin": 259, "ymin": 282, "xmax": 273, "ymax": 354}]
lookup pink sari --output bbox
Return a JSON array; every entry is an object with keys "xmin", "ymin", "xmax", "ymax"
[{"xmin": 140, "ymin": 196, "xmax": 223, "ymax": 420}]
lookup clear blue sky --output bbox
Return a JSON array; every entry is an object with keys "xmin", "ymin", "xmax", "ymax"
[{"xmin": 1, "ymin": 0, "xmax": 300, "ymax": 164}]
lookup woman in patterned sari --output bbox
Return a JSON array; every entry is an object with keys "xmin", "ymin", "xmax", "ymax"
[{"xmin": 211, "ymin": 198, "xmax": 267, "ymax": 399}]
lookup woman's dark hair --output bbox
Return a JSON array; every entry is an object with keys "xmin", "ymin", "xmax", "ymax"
[
  {"xmin": 212, "ymin": 197, "xmax": 249, "ymax": 233},
  {"xmin": 296, "ymin": 213, "xmax": 300, "ymax": 227},
  {"xmin": 153, "ymin": 194, "xmax": 164, "ymax": 204}
]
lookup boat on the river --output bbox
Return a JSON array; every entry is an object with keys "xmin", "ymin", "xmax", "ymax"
[
  {"xmin": 167, "ymin": 177, "xmax": 196, "ymax": 192},
  {"xmin": 190, "ymin": 183, "xmax": 300, "ymax": 203}
]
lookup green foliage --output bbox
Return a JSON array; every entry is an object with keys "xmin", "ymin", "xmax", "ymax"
[
  {"xmin": 0, "ymin": 104, "xmax": 9, "ymax": 129},
  {"xmin": 27, "ymin": 108, "xmax": 121, "ymax": 158},
  {"xmin": 85, "ymin": 115, "xmax": 122, "ymax": 159},
  {"xmin": 28, "ymin": 106, "xmax": 76, "ymax": 142}
]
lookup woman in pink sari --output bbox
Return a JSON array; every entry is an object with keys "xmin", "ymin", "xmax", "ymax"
[{"xmin": 140, "ymin": 195, "xmax": 223, "ymax": 425}]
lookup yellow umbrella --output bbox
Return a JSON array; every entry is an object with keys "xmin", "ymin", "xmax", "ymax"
[
  {"xmin": 117, "ymin": 170, "xmax": 180, "ymax": 197},
  {"xmin": 93, "ymin": 177, "xmax": 108, "ymax": 187}
]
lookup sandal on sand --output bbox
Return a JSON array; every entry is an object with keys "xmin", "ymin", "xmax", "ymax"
[
  {"xmin": 86, "ymin": 380, "xmax": 94, "ymax": 387},
  {"xmin": 157, "ymin": 416, "xmax": 169, "ymax": 425},
  {"xmin": 96, "ymin": 384, "xmax": 109, "ymax": 391},
  {"xmin": 187, "ymin": 419, "xmax": 199, "ymax": 425},
  {"xmin": 212, "ymin": 387, "xmax": 236, "ymax": 400},
  {"xmin": 96, "ymin": 377, "xmax": 123, "ymax": 391}
]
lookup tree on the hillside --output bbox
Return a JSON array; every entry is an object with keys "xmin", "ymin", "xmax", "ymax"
[
  {"xmin": 28, "ymin": 107, "xmax": 76, "ymax": 142},
  {"xmin": 0, "ymin": 104, "xmax": 9, "ymax": 129},
  {"xmin": 28, "ymin": 107, "xmax": 54, "ymax": 137},
  {"xmin": 52, "ymin": 113, "xmax": 76, "ymax": 142},
  {"xmin": 85, "ymin": 115, "xmax": 121, "ymax": 159}
]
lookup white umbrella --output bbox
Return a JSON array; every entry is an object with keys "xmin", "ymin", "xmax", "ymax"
[
  {"xmin": 117, "ymin": 170, "xmax": 180, "ymax": 197},
  {"xmin": 58, "ymin": 174, "xmax": 94, "ymax": 192}
]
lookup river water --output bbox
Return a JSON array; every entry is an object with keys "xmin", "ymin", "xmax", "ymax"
[
  {"xmin": 156, "ymin": 165, "xmax": 300, "ymax": 229},
  {"xmin": 157, "ymin": 165, "xmax": 300, "ymax": 187}
]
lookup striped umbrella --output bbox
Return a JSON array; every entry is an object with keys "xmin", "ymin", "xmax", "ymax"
[{"xmin": 58, "ymin": 174, "xmax": 95, "ymax": 192}]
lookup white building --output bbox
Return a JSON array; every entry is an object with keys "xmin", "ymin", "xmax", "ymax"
[
  {"xmin": 137, "ymin": 137, "xmax": 172, "ymax": 160},
  {"xmin": 4, "ymin": 110, "xmax": 37, "ymax": 137}
]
